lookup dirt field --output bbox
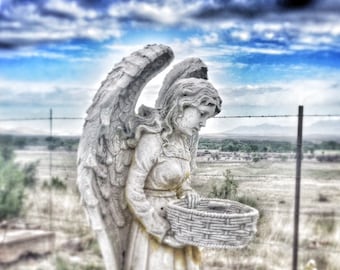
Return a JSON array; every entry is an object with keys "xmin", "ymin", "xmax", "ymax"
[{"xmin": 3, "ymin": 149, "xmax": 339, "ymax": 270}]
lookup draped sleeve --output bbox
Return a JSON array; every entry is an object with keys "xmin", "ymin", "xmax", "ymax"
[{"xmin": 125, "ymin": 133, "xmax": 170, "ymax": 243}]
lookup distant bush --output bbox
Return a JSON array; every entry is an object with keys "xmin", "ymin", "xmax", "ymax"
[
  {"xmin": 252, "ymin": 155, "xmax": 261, "ymax": 163},
  {"xmin": 0, "ymin": 150, "xmax": 25, "ymax": 220},
  {"xmin": 199, "ymin": 137, "xmax": 340, "ymax": 154},
  {"xmin": 316, "ymin": 155, "xmax": 340, "ymax": 162},
  {"xmin": 280, "ymin": 155, "xmax": 288, "ymax": 162},
  {"xmin": 237, "ymin": 195, "xmax": 258, "ymax": 209},
  {"xmin": 43, "ymin": 176, "xmax": 67, "ymax": 190},
  {"xmin": 317, "ymin": 193, "xmax": 329, "ymax": 202},
  {"xmin": 55, "ymin": 255, "xmax": 104, "ymax": 270},
  {"xmin": 319, "ymin": 140, "xmax": 340, "ymax": 150},
  {"xmin": 0, "ymin": 145, "xmax": 14, "ymax": 161},
  {"xmin": 210, "ymin": 169, "xmax": 238, "ymax": 199},
  {"xmin": 55, "ymin": 256, "xmax": 70, "ymax": 270},
  {"xmin": 314, "ymin": 212, "xmax": 336, "ymax": 235},
  {"xmin": 209, "ymin": 169, "xmax": 259, "ymax": 210},
  {"xmin": 200, "ymin": 138, "xmax": 295, "ymax": 153},
  {"xmin": 0, "ymin": 146, "xmax": 39, "ymax": 220},
  {"xmin": 22, "ymin": 161, "xmax": 39, "ymax": 187}
]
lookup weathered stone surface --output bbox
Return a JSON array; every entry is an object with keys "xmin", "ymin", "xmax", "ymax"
[{"xmin": 0, "ymin": 230, "xmax": 55, "ymax": 264}]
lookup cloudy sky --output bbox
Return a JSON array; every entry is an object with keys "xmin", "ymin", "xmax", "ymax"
[{"xmin": 1, "ymin": 0, "xmax": 340, "ymax": 135}]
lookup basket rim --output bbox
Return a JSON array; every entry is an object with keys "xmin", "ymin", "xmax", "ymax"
[
  {"xmin": 167, "ymin": 197, "xmax": 259, "ymax": 219},
  {"xmin": 175, "ymin": 237, "xmax": 251, "ymax": 249}
]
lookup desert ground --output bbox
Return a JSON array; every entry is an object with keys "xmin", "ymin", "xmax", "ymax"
[{"xmin": 2, "ymin": 148, "xmax": 339, "ymax": 270}]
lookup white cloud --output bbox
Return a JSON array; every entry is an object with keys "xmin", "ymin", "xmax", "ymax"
[
  {"xmin": 0, "ymin": 0, "xmax": 122, "ymax": 47},
  {"xmin": 44, "ymin": 0, "xmax": 98, "ymax": 20},
  {"xmin": 214, "ymin": 78, "xmax": 340, "ymax": 129},
  {"xmin": 1, "ymin": 0, "xmax": 340, "ymax": 56},
  {"xmin": 224, "ymin": 78, "xmax": 340, "ymax": 111},
  {"xmin": 0, "ymin": 77, "xmax": 95, "ymax": 104},
  {"xmin": 203, "ymin": 32, "xmax": 219, "ymax": 44},
  {"xmin": 1, "ymin": 73, "xmax": 339, "ymax": 135},
  {"xmin": 0, "ymin": 48, "xmax": 66, "ymax": 59},
  {"xmin": 108, "ymin": 0, "xmax": 209, "ymax": 26},
  {"xmin": 284, "ymin": 80, "xmax": 340, "ymax": 107},
  {"xmin": 241, "ymin": 18, "xmax": 340, "ymax": 53},
  {"xmin": 301, "ymin": 22, "xmax": 339, "ymax": 36},
  {"xmin": 231, "ymin": 30, "xmax": 251, "ymax": 41},
  {"xmin": 105, "ymin": 32, "xmax": 222, "ymax": 65},
  {"xmin": 241, "ymin": 46, "xmax": 288, "ymax": 55},
  {"xmin": 219, "ymin": 21, "xmax": 239, "ymax": 30},
  {"xmin": 253, "ymin": 22, "xmax": 285, "ymax": 32}
]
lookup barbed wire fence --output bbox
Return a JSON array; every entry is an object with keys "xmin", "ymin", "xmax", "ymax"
[{"xmin": 1, "ymin": 106, "xmax": 340, "ymax": 269}]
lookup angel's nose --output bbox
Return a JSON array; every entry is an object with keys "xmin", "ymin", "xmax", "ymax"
[{"xmin": 200, "ymin": 119, "xmax": 206, "ymax": 127}]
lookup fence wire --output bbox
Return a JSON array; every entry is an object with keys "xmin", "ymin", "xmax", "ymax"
[{"xmin": 1, "ymin": 114, "xmax": 340, "ymax": 122}]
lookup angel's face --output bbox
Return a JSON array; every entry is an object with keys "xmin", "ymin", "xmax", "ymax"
[{"xmin": 175, "ymin": 104, "xmax": 216, "ymax": 136}]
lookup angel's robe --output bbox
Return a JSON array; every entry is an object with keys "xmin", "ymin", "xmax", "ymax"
[{"xmin": 125, "ymin": 132, "xmax": 201, "ymax": 270}]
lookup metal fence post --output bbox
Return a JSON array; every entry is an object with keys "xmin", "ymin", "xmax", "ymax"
[
  {"xmin": 49, "ymin": 108, "xmax": 53, "ymax": 231},
  {"xmin": 292, "ymin": 105, "xmax": 303, "ymax": 270}
]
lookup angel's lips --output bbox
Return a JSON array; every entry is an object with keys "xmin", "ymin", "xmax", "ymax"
[{"xmin": 192, "ymin": 127, "xmax": 200, "ymax": 132}]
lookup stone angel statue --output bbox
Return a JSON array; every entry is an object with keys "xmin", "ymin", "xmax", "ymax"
[{"xmin": 77, "ymin": 44, "xmax": 222, "ymax": 270}]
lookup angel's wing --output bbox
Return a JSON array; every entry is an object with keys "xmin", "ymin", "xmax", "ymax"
[
  {"xmin": 77, "ymin": 44, "xmax": 174, "ymax": 270},
  {"xmin": 155, "ymin": 57, "xmax": 208, "ymax": 108}
]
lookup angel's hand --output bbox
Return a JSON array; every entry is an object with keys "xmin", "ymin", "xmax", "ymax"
[
  {"xmin": 185, "ymin": 190, "xmax": 200, "ymax": 209},
  {"xmin": 163, "ymin": 235, "xmax": 185, "ymax": 248}
]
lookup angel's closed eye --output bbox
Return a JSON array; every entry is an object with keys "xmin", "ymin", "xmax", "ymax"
[{"xmin": 200, "ymin": 111, "xmax": 208, "ymax": 117}]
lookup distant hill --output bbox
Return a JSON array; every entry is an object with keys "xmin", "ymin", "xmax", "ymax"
[
  {"xmin": 224, "ymin": 120, "xmax": 340, "ymax": 136},
  {"xmin": 305, "ymin": 120, "xmax": 340, "ymax": 135},
  {"xmin": 226, "ymin": 123, "xmax": 296, "ymax": 136},
  {"xmin": 0, "ymin": 126, "xmax": 49, "ymax": 136},
  {"xmin": 200, "ymin": 120, "xmax": 340, "ymax": 142}
]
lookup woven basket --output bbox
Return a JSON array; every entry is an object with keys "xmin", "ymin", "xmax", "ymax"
[{"xmin": 166, "ymin": 198, "xmax": 259, "ymax": 249}]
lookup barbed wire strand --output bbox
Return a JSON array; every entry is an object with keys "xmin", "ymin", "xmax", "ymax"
[
  {"xmin": 1, "ymin": 114, "xmax": 340, "ymax": 122},
  {"xmin": 0, "ymin": 117, "xmax": 83, "ymax": 122},
  {"xmin": 214, "ymin": 114, "xmax": 340, "ymax": 119}
]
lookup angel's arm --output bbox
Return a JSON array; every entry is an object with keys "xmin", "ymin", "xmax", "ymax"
[
  {"xmin": 125, "ymin": 133, "xmax": 170, "ymax": 243},
  {"xmin": 176, "ymin": 175, "xmax": 194, "ymax": 199},
  {"xmin": 176, "ymin": 175, "xmax": 200, "ymax": 209},
  {"xmin": 175, "ymin": 134, "xmax": 200, "ymax": 208}
]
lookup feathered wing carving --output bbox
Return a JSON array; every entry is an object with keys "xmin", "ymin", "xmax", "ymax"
[
  {"xmin": 77, "ymin": 44, "xmax": 174, "ymax": 270},
  {"xmin": 155, "ymin": 57, "xmax": 208, "ymax": 108}
]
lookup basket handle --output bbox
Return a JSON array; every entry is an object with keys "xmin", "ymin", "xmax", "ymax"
[{"xmin": 207, "ymin": 201, "xmax": 231, "ymax": 210}]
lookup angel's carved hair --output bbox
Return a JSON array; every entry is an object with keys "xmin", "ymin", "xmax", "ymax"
[
  {"xmin": 160, "ymin": 77, "xmax": 222, "ymax": 142},
  {"xmin": 133, "ymin": 77, "xmax": 221, "ymax": 153}
]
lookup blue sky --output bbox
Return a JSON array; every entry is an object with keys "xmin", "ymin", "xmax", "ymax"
[{"xmin": 1, "ymin": 0, "xmax": 340, "ymax": 135}]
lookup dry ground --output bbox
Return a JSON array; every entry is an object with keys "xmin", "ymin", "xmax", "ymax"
[{"xmin": 2, "ymin": 149, "xmax": 339, "ymax": 270}]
